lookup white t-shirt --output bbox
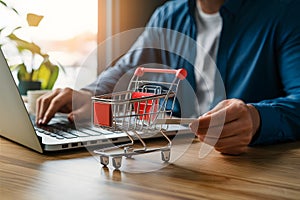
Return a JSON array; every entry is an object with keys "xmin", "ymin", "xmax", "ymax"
[{"xmin": 194, "ymin": 2, "xmax": 223, "ymax": 115}]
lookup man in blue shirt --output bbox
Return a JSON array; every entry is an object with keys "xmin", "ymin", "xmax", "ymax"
[{"xmin": 36, "ymin": 0, "xmax": 300, "ymax": 155}]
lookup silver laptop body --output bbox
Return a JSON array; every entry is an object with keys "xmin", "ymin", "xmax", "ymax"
[{"xmin": 0, "ymin": 49, "xmax": 183, "ymax": 153}]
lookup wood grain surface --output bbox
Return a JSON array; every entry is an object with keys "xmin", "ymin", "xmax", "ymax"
[{"xmin": 1, "ymin": 137, "xmax": 299, "ymax": 200}]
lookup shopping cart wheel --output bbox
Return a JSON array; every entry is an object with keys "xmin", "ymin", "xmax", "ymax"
[
  {"xmin": 124, "ymin": 147, "xmax": 134, "ymax": 158},
  {"xmin": 161, "ymin": 149, "xmax": 171, "ymax": 162},
  {"xmin": 112, "ymin": 156, "xmax": 122, "ymax": 169},
  {"xmin": 100, "ymin": 155, "xmax": 109, "ymax": 166}
]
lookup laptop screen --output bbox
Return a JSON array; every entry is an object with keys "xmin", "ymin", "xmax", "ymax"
[{"xmin": 0, "ymin": 49, "xmax": 43, "ymax": 153}]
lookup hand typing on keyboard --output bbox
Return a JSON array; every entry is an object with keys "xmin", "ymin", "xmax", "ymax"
[{"xmin": 36, "ymin": 88, "xmax": 93, "ymax": 125}]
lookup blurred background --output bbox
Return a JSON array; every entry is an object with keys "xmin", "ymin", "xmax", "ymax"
[{"xmin": 0, "ymin": 0, "xmax": 167, "ymax": 89}]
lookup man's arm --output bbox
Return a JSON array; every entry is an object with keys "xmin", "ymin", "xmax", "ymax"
[
  {"xmin": 250, "ymin": 2, "xmax": 300, "ymax": 145},
  {"xmin": 36, "ymin": 3, "xmax": 175, "ymax": 124}
]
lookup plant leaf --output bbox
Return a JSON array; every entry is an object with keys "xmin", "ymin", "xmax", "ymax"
[
  {"xmin": 32, "ymin": 63, "xmax": 51, "ymax": 89},
  {"xmin": 11, "ymin": 7, "xmax": 18, "ymax": 15},
  {"xmin": 0, "ymin": 0, "xmax": 19, "ymax": 15},
  {"xmin": 0, "ymin": 1, "xmax": 8, "ymax": 7},
  {"xmin": 43, "ymin": 60, "xmax": 59, "ymax": 89},
  {"xmin": 32, "ymin": 59, "xmax": 59, "ymax": 89},
  {"xmin": 11, "ymin": 26, "xmax": 22, "ymax": 32},
  {"xmin": 17, "ymin": 63, "xmax": 31, "ymax": 81},
  {"xmin": 46, "ymin": 64, "xmax": 59, "ymax": 89},
  {"xmin": 8, "ymin": 33, "xmax": 42, "ymax": 54},
  {"xmin": 27, "ymin": 13, "xmax": 43, "ymax": 27}
]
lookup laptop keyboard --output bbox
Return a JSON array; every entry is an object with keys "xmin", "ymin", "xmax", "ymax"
[{"xmin": 35, "ymin": 122, "xmax": 104, "ymax": 140}]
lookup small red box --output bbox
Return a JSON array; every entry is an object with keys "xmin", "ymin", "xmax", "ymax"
[
  {"xmin": 132, "ymin": 92, "xmax": 158, "ymax": 121},
  {"xmin": 93, "ymin": 102, "xmax": 112, "ymax": 127}
]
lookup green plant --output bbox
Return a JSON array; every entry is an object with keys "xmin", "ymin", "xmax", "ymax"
[{"xmin": 0, "ymin": 0, "xmax": 63, "ymax": 90}]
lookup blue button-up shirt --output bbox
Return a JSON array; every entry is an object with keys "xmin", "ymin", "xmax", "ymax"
[{"xmin": 84, "ymin": 0, "xmax": 300, "ymax": 145}]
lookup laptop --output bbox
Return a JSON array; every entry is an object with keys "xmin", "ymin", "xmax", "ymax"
[{"xmin": 0, "ymin": 49, "xmax": 188, "ymax": 153}]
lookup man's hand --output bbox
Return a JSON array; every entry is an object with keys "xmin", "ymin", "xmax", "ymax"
[
  {"xmin": 189, "ymin": 99, "xmax": 260, "ymax": 155},
  {"xmin": 36, "ymin": 88, "xmax": 93, "ymax": 125}
]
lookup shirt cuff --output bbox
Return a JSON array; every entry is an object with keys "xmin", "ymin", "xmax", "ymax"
[{"xmin": 249, "ymin": 103, "xmax": 282, "ymax": 146}]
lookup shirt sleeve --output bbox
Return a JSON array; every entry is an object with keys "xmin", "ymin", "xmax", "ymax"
[{"xmin": 250, "ymin": 2, "xmax": 300, "ymax": 145}]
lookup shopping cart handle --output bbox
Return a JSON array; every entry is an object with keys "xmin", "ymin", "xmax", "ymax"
[{"xmin": 134, "ymin": 67, "xmax": 187, "ymax": 80}]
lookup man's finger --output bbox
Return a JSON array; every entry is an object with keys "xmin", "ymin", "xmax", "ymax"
[
  {"xmin": 202, "ymin": 100, "xmax": 230, "ymax": 116},
  {"xmin": 36, "ymin": 90, "xmax": 61, "ymax": 124},
  {"xmin": 40, "ymin": 91, "xmax": 73, "ymax": 124},
  {"xmin": 196, "ymin": 119, "xmax": 244, "ymax": 138},
  {"xmin": 189, "ymin": 100, "xmax": 230, "ymax": 132},
  {"xmin": 198, "ymin": 108, "xmax": 227, "ymax": 128},
  {"xmin": 196, "ymin": 100, "xmax": 249, "ymax": 130}
]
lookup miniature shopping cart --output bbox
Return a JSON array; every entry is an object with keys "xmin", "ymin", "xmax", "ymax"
[{"xmin": 91, "ymin": 67, "xmax": 187, "ymax": 169}]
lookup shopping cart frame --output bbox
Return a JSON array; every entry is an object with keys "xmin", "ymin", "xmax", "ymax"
[{"xmin": 92, "ymin": 67, "xmax": 187, "ymax": 169}]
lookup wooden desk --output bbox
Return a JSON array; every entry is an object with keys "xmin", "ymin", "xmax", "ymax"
[{"xmin": 1, "ymin": 137, "xmax": 300, "ymax": 200}]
